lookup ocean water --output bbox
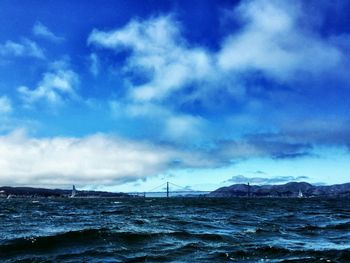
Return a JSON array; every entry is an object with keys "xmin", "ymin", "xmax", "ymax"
[{"xmin": 0, "ymin": 198, "xmax": 349, "ymax": 262}]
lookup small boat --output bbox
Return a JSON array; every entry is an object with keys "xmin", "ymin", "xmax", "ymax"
[
  {"xmin": 298, "ymin": 189, "xmax": 303, "ymax": 198},
  {"xmin": 69, "ymin": 185, "xmax": 76, "ymax": 198}
]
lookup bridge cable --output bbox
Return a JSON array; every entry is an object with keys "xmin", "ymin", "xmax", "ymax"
[
  {"xmin": 147, "ymin": 182, "xmax": 167, "ymax": 192},
  {"xmin": 168, "ymin": 182, "xmax": 193, "ymax": 191}
]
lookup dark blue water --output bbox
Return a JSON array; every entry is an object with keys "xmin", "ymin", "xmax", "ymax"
[{"xmin": 0, "ymin": 198, "xmax": 349, "ymax": 262}]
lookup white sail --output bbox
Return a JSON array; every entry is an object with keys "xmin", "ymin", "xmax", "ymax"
[
  {"xmin": 70, "ymin": 185, "xmax": 76, "ymax": 198},
  {"xmin": 298, "ymin": 189, "xmax": 303, "ymax": 198}
]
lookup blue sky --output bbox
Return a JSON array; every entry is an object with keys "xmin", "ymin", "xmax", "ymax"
[{"xmin": 0, "ymin": 0, "xmax": 350, "ymax": 191}]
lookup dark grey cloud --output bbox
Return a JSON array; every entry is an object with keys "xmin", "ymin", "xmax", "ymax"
[
  {"xmin": 280, "ymin": 119, "xmax": 350, "ymax": 148},
  {"xmin": 213, "ymin": 135, "xmax": 312, "ymax": 164},
  {"xmin": 245, "ymin": 133, "xmax": 313, "ymax": 159},
  {"xmin": 224, "ymin": 175, "xmax": 309, "ymax": 185},
  {"xmin": 210, "ymin": 118, "xmax": 350, "ymax": 165},
  {"xmin": 254, "ymin": 170, "xmax": 266, "ymax": 175}
]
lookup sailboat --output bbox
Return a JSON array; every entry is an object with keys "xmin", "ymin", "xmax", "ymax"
[
  {"xmin": 70, "ymin": 185, "xmax": 76, "ymax": 198},
  {"xmin": 298, "ymin": 189, "xmax": 303, "ymax": 198}
]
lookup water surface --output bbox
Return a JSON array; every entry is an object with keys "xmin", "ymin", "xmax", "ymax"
[{"xmin": 0, "ymin": 198, "xmax": 349, "ymax": 262}]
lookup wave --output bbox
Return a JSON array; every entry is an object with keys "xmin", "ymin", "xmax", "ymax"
[
  {"xmin": 0, "ymin": 228, "xmax": 234, "ymax": 255},
  {"xmin": 0, "ymin": 228, "xmax": 110, "ymax": 254},
  {"xmin": 209, "ymin": 246, "xmax": 350, "ymax": 262},
  {"xmin": 1, "ymin": 228, "xmax": 350, "ymax": 262},
  {"xmin": 0, "ymin": 228, "xmax": 234, "ymax": 262},
  {"xmin": 296, "ymin": 221, "xmax": 350, "ymax": 232}
]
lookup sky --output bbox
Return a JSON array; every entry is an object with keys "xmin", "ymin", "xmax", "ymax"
[{"xmin": 0, "ymin": 0, "xmax": 350, "ymax": 192}]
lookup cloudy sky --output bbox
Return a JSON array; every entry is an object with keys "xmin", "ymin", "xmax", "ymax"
[{"xmin": 0, "ymin": 0, "xmax": 350, "ymax": 191}]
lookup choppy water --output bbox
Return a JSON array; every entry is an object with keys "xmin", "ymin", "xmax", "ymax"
[{"xmin": 0, "ymin": 198, "xmax": 349, "ymax": 262}]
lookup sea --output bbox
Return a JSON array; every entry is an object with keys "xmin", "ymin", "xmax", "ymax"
[{"xmin": 0, "ymin": 198, "xmax": 349, "ymax": 262}]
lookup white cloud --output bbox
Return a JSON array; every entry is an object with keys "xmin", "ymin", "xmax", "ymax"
[
  {"xmin": 164, "ymin": 115, "xmax": 204, "ymax": 140},
  {"xmin": 109, "ymin": 100, "xmax": 206, "ymax": 141},
  {"xmin": 88, "ymin": 0, "xmax": 346, "ymax": 100},
  {"xmin": 88, "ymin": 16, "xmax": 216, "ymax": 142},
  {"xmin": 89, "ymin": 53, "xmax": 100, "ymax": 76},
  {"xmin": 88, "ymin": 15, "xmax": 213, "ymax": 102},
  {"xmin": 33, "ymin": 22, "xmax": 64, "ymax": 43},
  {"xmin": 217, "ymin": 0, "xmax": 343, "ymax": 80},
  {"xmin": 0, "ymin": 130, "xmax": 215, "ymax": 186},
  {"xmin": 0, "ymin": 96, "xmax": 13, "ymax": 114},
  {"xmin": 87, "ymin": 0, "xmax": 348, "ymax": 148},
  {"xmin": 0, "ymin": 39, "xmax": 45, "ymax": 59},
  {"xmin": 18, "ymin": 66, "xmax": 79, "ymax": 106}
]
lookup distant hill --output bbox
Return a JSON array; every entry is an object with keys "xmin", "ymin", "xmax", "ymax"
[
  {"xmin": 0, "ymin": 186, "xmax": 130, "ymax": 198},
  {"xmin": 208, "ymin": 182, "xmax": 350, "ymax": 198}
]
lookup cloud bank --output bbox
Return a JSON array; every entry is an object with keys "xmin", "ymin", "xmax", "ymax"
[{"xmin": 0, "ymin": 131, "xmax": 213, "ymax": 186}]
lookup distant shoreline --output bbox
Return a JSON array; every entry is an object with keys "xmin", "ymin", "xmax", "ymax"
[
  {"xmin": 1, "ymin": 181, "xmax": 350, "ymax": 198},
  {"xmin": 0, "ymin": 186, "xmax": 131, "ymax": 198}
]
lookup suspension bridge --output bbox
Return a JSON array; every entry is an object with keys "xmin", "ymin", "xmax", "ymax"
[{"xmin": 126, "ymin": 182, "xmax": 211, "ymax": 198}]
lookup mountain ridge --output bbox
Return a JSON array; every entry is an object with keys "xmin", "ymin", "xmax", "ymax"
[{"xmin": 208, "ymin": 182, "xmax": 350, "ymax": 197}]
